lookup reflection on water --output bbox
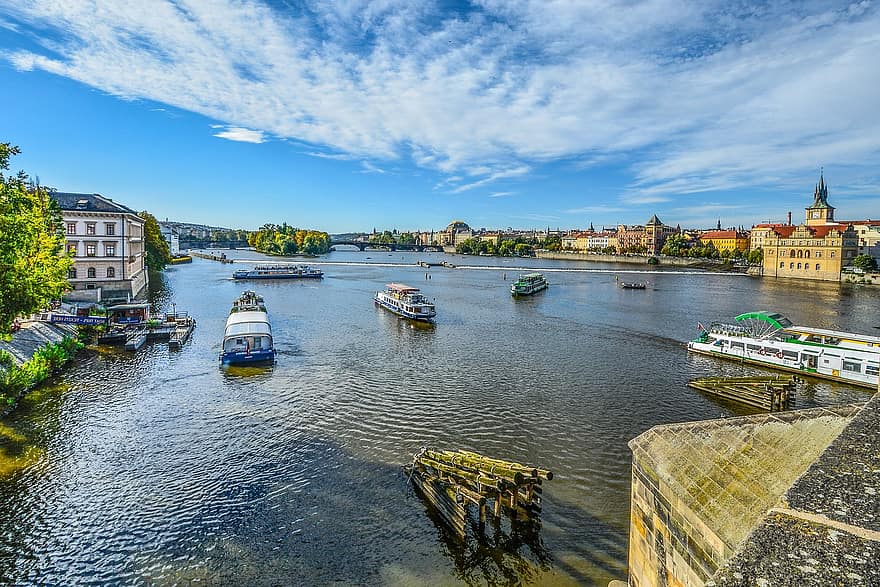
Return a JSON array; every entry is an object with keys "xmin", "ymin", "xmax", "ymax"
[{"xmin": 0, "ymin": 249, "xmax": 878, "ymax": 586}]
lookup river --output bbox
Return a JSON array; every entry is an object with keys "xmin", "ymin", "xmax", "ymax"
[{"xmin": 1, "ymin": 250, "xmax": 877, "ymax": 586}]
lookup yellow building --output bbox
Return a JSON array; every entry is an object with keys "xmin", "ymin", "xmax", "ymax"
[
  {"xmin": 698, "ymin": 230, "xmax": 749, "ymax": 253},
  {"xmin": 762, "ymin": 174, "xmax": 859, "ymax": 281}
]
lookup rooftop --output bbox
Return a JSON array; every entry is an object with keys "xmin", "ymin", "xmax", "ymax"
[{"xmin": 51, "ymin": 192, "xmax": 139, "ymax": 215}]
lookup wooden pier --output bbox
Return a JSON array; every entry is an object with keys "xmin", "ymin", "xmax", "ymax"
[
  {"xmin": 168, "ymin": 315, "xmax": 196, "ymax": 349},
  {"xmin": 688, "ymin": 375, "xmax": 799, "ymax": 411},
  {"xmin": 406, "ymin": 448, "xmax": 552, "ymax": 538}
]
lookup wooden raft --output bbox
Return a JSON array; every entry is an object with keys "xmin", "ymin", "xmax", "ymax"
[
  {"xmin": 688, "ymin": 375, "xmax": 799, "ymax": 411},
  {"xmin": 406, "ymin": 448, "xmax": 552, "ymax": 538}
]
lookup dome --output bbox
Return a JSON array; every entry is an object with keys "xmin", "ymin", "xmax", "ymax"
[{"xmin": 445, "ymin": 220, "xmax": 471, "ymax": 232}]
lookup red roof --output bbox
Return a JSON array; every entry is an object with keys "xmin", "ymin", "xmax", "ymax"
[{"xmin": 700, "ymin": 230, "xmax": 739, "ymax": 239}]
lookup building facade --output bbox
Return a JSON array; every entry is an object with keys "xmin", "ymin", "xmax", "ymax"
[
  {"xmin": 761, "ymin": 174, "xmax": 859, "ymax": 281},
  {"xmin": 644, "ymin": 215, "xmax": 675, "ymax": 254},
  {"xmin": 52, "ymin": 192, "xmax": 148, "ymax": 301},
  {"xmin": 698, "ymin": 230, "xmax": 749, "ymax": 254}
]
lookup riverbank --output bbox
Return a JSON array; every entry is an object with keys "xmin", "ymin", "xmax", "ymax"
[
  {"xmin": 535, "ymin": 250, "xmax": 750, "ymax": 271},
  {"xmin": 0, "ymin": 321, "xmax": 80, "ymax": 419}
]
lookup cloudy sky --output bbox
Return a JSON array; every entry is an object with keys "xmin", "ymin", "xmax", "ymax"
[{"xmin": 1, "ymin": 0, "xmax": 878, "ymax": 232}]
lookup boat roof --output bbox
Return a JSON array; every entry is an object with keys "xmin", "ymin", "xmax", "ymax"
[
  {"xmin": 226, "ymin": 310, "xmax": 269, "ymax": 326},
  {"xmin": 734, "ymin": 311, "xmax": 793, "ymax": 330},
  {"xmin": 518, "ymin": 273, "xmax": 544, "ymax": 279},
  {"xmin": 106, "ymin": 303, "xmax": 151, "ymax": 310},
  {"xmin": 386, "ymin": 283, "xmax": 420, "ymax": 293},
  {"xmin": 786, "ymin": 326, "xmax": 880, "ymax": 345}
]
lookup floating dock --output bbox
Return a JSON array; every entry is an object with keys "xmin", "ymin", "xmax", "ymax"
[
  {"xmin": 688, "ymin": 375, "xmax": 799, "ymax": 411},
  {"xmin": 168, "ymin": 315, "xmax": 196, "ymax": 349}
]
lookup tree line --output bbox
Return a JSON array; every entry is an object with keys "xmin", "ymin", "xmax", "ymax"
[{"xmin": 248, "ymin": 223, "xmax": 331, "ymax": 256}]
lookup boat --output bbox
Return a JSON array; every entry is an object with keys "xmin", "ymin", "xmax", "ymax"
[
  {"xmin": 374, "ymin": 283, "xmax": 436, "ymax": 322},
  {"xmin": 619, "ymin": 281, "xmax": 647, "ymax": 289},
  {"xmin": 219, "ymin": 291, "xmax": 276, "ymax": 365},
  {"xmin": 232, "ymin": 264, "xmax": 323, "ymax": 280},
  {"xmin": 687, "ymin": 311, "xmax": 879, "ymax": 388},
  {"xmin": 510, "ymin": 273, "xmax": 548, "ymax": 296}
]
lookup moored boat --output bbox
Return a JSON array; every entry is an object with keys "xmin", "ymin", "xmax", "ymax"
[
  {"xmin": 510, "ymin": 273, "xmax": 548, "ymax": 296},
  {"xmin": 232, "ymin": 264, "xmax": 323, "ymax": 280},
  {"xmin": 619, "ymin": 281, "xmax": 647, "ymax": 289},
  {"xmin": 219, "ymin": 291, "xmax": 276, "ymax": 365},
  {"xmin": 687, "ymin": 311, "xmax": 879, "ymax": 388},
  {"xmin": 374, "ymin": 283, "xmax": 436, "ymax": 322}
]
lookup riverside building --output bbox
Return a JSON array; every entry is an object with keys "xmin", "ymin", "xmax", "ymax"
[
  {"xmin": 760, "ymin": 173, "xmax": 859, "ymax": 281},
  {"xmin": 52, "ymin": 192, "xmax": 148, "ymax": 301}
]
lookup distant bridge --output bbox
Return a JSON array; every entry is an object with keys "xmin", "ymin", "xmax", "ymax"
[{"xmin": 330, "ymin": 239, "xmax": 444, "ymax": 252}]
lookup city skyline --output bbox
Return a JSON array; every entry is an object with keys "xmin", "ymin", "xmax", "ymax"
[{"xmin": 2, "ymin": 1, "xmax": 879, "ymax": 232}]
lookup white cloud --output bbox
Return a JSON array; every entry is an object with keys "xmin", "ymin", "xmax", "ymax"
[
  {"xmin": 212, "ymin": 126, "xmax": 266, "ymax": 144},
  {"xmin": 488, "ymin": 191, "xmax": 514, "ymax": 198},
  {"xmin": 359, "ymin": 161, "xmax": 386, "ymax": 174},
  {"xmin": 3, "ymin": 0, "xmax": 879, "ymax": 197}
]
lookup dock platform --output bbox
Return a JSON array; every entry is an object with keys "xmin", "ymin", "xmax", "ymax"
[{"xmin": 688, "ymin": 375, "xmax": 799, "ymax": 411}]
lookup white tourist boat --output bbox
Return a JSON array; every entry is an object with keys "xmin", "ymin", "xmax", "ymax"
[
  {"xmin": 219, "ymin": 291, "xmax": 276, "ymax": 365},
  {"xmin": 374, "ymin": 283, "xmax": 436, "ymax": 322},
  {"xmin": 510, "ymin": 273, "xmax": 548, "ymax": 296},
  {"xmin": 687, "ymin": 311, "xmax": 879, "ymax": 388},
  {"xmin": 232, "ymin": 264, "xmax": 323, "ymax": 280}
]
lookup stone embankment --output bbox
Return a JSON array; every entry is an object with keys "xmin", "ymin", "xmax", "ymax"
[
  {"xmin": 0, "ymin": 321, "xmax": 76, "ymax": 366},
  {"xmin": 535, "ymin": 250, "xmax": 750, "ymax": 271}
]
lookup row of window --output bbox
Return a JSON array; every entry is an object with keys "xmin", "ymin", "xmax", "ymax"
[
  {"xmin": 69, "ymin": 267, "xmax": 116, "ymax": 279},
  {"xmin": 67, "ymin": 222, "xmax": 116, "ymax": 236},
  {"xmin": 68, "ymin": 243, "xmax": 115, "ymax": 256},
  {"xmin": 779, "ymin": 262, "xmax": 822, "ymax": 271},
  {"xmin": 779, "ymin": 249, "xmax": 828, "ymax": 259}
]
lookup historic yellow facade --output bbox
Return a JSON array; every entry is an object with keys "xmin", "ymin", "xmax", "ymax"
[
  {"xmin": 698, "ymin": 230, "xmax": 749, "ymax": 253},
  {"xmin": 761, "ymin": 174, "xmax": 859, "ymax": 281}
]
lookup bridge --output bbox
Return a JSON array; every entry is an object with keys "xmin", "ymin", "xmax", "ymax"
[{"xmin": 330, "ymin": 239, "xmax": 444, "ymax": 252}]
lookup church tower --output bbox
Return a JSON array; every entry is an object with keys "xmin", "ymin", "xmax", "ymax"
[{"xmin": 805, "ymin": 170, "xmax": 835, "ymax": 226}]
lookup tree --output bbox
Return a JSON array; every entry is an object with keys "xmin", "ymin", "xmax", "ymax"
[
  {"xmin": 852, "ymin": 254, "xmax": 877, "ymax": 272},
  {"xmin": 747, "ymin": 248, "xmax": 763, "ymax": 265},
  {"xmin": 0, "ymin": 143, "xmax": 72, "ymax": 334},
  {"xmin": 139, "ymin": 211, "xmax": 172, "ymax": 270}
]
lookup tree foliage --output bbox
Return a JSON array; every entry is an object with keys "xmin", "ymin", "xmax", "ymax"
[
  {"xmin": 0, "ymin": 143, "xmax": 72, "ymax": 334},
  {"xmin": 248, "ymin": 223, "xmax": 331, "ymax": 256},
  {"xmin": 139, "ymin": 211, "xmax": 172, "ymax": 270},
  {"xmin": 852, "ymin": 254, "xmax": 877, "ymax": 272}
]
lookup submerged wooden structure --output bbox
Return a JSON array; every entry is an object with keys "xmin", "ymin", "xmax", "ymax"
[
  {"xmin": 406, "ymin": 448, "xmax": 552, "ymax": 538},
  {"xmin": 688, "ymin": 375, "xmax": 799, "ymax": 411}
]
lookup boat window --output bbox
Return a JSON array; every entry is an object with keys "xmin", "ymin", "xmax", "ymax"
[
  {"xmin": 824, "ymin": 352, "xmax": 840, "ymax": 358},
  {"xmin": 866, "ymin": 364, "xmax": 879, "ymax": 376},
  {"xmin": 782, "ymin": 350, "xmax": 798, "ymax": 360},
  {"xmin": 730, "ymin": 341, "xmax": 744, "ymax": 349},
  {"xmin": 747, "ymin": 344, "xmax": 761, "ymax": 351},
  {"xmin": 842, "ymin": 360, "xmax": 861, "ymax": 373}
]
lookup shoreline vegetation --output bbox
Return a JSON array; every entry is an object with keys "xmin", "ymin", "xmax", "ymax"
[{"xmin": 0, "ymin": 334, "xmax": 82, "ymax": 419}]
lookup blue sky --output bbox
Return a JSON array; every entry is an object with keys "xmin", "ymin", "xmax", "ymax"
[{"xmin": 1, "ymin": 1, "xmax": 879, "ymax": 233}]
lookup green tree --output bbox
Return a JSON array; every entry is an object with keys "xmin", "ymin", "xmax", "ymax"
[
  {"xmin": 139, "ymin": 211, "xmax": 172, "ymax": 270},
  {"xmin": 747, "ymin": 248, "xmax": 764, "ymax": 265},
  {"xmin": 0, "ymin": 144, "xmax": 72, "ymax": 334},
  {"xmin": 852, "ymin": 254, "xmax": 878, "ymax": 272}
]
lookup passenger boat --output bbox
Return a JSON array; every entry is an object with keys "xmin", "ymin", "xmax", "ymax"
[
  {"xmin": 219, "ymin": 291, "xmax": 276, "ymax": 365},
  {"xmin": 232, "ymin": 264, "xmax": 323, "ymax": 280},
  {"xmin": 619, "ymin": 281, "xmax": 647, "ymax": 289},
  {"xmin": 687, "ymin": 311, "xmax": 879, "ymax": 388},
  {"xmin": 510, "ymin": 273, "xmax": 548, "ymax": 296},
  {"xmin": 374, "ymin": 283, "xmax": 436, "ymax": 322}
]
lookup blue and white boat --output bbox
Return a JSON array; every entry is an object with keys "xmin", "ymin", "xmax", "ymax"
[
  {"xmin": 232, "ymin": 264, "xmax": 323, "ymax": 280},
  {"xmin": 374, "ymin": 283, "xmax": 436, "ymax": 322},
  {"xmin": 219, "ymin": 291, "xmax": 276, "ymax": 365}
]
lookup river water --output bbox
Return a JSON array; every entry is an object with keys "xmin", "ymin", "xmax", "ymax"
[{"xmin": 1, "ymin": 251, "xmax": 877, "ymax": 586}]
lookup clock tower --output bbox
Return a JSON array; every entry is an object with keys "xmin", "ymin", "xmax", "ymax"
[{"xmin": 805, "ymin": 170, "xmax": 834, "ymax": 226}]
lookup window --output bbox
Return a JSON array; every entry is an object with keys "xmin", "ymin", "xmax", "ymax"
[
  {"xmin": 797, "ymin": 263, "xmax": 802, "ymax": 269},
  {"xmin": 805, "ymin": 263, "xmax": 810, "ymax": 270},
  {"xmin": 790, "ymin": 262, "xmax": 794, "ymax": 269},
  {"xmin": 797, "ymin": 250, "xmax": 803, "ymax": 258},
  {"xmin": 831, "ymin": 252, "xmax": 835, "ymax": 258},
  {"xmin": 867, "ymin": 364, "xmax": 879, "ymax": 377},
  {"xmin": 66, "ymin": 223, "xmax": 76, "ymax": 235},
  {"xmin": 67, "ymin": 244, "xmax": 77, "ymax": 256},
  {"xmin": 105, "ymin": 244, "xmax": 115, "ymax": 256},
  {"xmin": 87, "ymin": 267, "xmax": 96, "ymax": 278},
  {"xmin": 816, "ymin": 264, "xmax": 821, "ymax": 271},
  {"xmin": 842, "ymin": 360, "xmax": 861, "ymax": 373},
  {"xmin": 68, "ymin": 267, "xmax": 77, "ymax": 279},
  {"xmin": 780, "ymin": 262, "xmax": 784, "ymax": 268},
  {"xmin": 790, "ymin": 249, "xmax": 796, "ymax": 257},
  {"xmin": 86, "ymin": 223, "xmax": 96, "ymax": 235},
  {"xmin": 86, "ymin": 244, "xmax": 96, "ymax": 256},
  {"xmin": 816, "ymin": 251, "xmax": 822, "ymax": 258},
  {"xmin": 105, "ymin": 223, "xmax": 115, "ymax": 236},
  {"xmin": 805, "ymin": 250, "xmax": 810, "ymax": 258},
  {"xmin": 106, "ymin": 267, "xmax": 115, "ymax": 278}
]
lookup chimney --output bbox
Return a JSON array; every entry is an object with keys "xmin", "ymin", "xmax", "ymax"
[{"xmin": 787, "ymin": 211, "xmax": 792, "ymax": 226}]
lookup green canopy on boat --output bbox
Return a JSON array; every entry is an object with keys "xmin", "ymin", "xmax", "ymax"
[{"xmin": 734, "ymin": 311, "xmax": 793, "ymax": 330}]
